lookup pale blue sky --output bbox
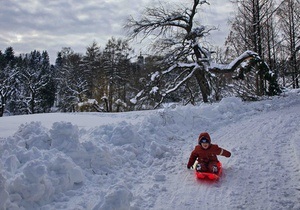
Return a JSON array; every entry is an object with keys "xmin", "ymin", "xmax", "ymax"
[{"xmin": 0, "ymin": 0, "xmax": 234, "ymax": 63}]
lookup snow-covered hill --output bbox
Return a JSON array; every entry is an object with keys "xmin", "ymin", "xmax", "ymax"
[{"xmin": 1, "ymin": 90, "xmax": 300, "ymax": 210}]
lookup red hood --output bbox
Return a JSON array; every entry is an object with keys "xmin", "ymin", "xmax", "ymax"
[{"xmin": 198, "ymin": 132, "xmax": 211, "ymax": 144}]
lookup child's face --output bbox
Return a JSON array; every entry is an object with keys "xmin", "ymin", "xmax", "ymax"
[{"xmin": 201, "ymin": 142, "xmax": 210, "ymax": 149}]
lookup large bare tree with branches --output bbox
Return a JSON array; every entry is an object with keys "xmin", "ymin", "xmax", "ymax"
[
  {"xmin": 126, "ymin": 0, "xmax": 276, "ymax": 107},
  {"xmin": 277, "ymin": 0, "xmax": 300, "ymax": 89}
]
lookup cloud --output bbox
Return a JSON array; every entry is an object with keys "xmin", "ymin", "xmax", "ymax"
[{"xmin": 0, "ymin": 0, "xmax": 233, "ymax": 63}]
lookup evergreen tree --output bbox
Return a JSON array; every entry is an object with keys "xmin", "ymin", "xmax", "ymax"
[
  {"xmin": 82, "ymin": 41, "xmax": 102, "ymax": 100},
  {"xmin": 0, "ymin": 47, "xmax": 18, "ymax": 116},
  {"xmin": 39, "ymin": 51, "xmax": 56, "ymax": 112},
  {"xmin": 17, "ymin": 50, "xmax": 53, "ymax": 114},
  {"xmin": 101, "ymin": 37, "xmax": 133, "ymax": 112},
  {"xmin": 55, "ymin": 48, "xmax": 87, "ymax": 112}
]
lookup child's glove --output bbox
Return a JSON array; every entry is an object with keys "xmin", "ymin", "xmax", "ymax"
[{"xmin": 224, "ymin": 151, "xmax": 231, "ymax": 157}]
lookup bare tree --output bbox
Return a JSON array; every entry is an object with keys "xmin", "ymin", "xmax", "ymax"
[
  {"xmin": 225, "ymin": 0, "xmax": 285, "ymax": 100},
  {"xmin": 277, "ymin": 0, "xmax": 300, "ymax": 88},
  {"xmin": 126, "ymin": 0, "xmax": 275, "ymax": 106}
]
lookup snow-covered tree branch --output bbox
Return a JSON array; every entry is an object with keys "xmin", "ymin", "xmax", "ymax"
[{"xmin": 126, "ymin": 0, "xmax": 279, "ymax": 107}]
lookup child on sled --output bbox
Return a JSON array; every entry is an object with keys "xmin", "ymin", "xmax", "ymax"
[{"xmin": 187, "ymin": 132, "xmax": 231, "ymax": 174}]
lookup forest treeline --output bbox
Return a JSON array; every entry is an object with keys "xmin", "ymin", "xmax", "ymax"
[
  {"xmin": 0, "ymin": 38, "xmax": 156, "ymax": 116},
  {"xmin": 0, "ymin": 0, "xmax": 299, "ymax": 116}
]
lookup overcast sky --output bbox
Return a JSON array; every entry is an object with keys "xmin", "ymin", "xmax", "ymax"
[{"xmin": 0, "ymin": 0, "xmax": 234, "ymax": 64}]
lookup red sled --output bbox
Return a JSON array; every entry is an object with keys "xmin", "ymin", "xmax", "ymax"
[{"xmin": 195, "ymin": 161, "xmax": 222, "ymax": 180}]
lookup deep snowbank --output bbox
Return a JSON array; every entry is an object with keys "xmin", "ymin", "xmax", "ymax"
[{"xmin": 0, "ymin": 89, "xmax": 300, "ymax": 210}]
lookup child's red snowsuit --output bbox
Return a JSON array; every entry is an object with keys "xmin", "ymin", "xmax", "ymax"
[{"xmin": 187, "ymin": 132, "xmax": 231, "ymax": 172}]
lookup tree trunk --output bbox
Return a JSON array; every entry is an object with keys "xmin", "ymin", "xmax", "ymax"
[
  {"xmin": 0, "ymin": 96, "xmax": 4, "ymax": 117},
  {"xmin": 0, "ymin": 106, "xmax": 3, "ymax": 117},
  {"xmin": 194, "ymin": 69, "xmax": 210, "ymax": 103}
]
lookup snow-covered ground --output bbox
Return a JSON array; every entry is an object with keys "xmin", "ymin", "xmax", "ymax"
[{"xmin": 1, "ymin": 89, "xmax": 300, "ymax": 210}]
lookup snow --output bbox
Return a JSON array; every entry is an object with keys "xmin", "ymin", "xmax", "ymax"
[
  {"xmin": 1, "ymin": 90, "xmax": 300, "ymax": 210},
  {"xmin": 210, "ymin": 50, "xmax": 259, "ymax": 71},
  {"xmin": 150, "ymin": 87, "xmax": 159, "ymax": 94},
  {"xmin": 78, "ymin": 99, "xmax": 98, "ymax": 108},
  {"xmin": 151, "ymin": 71, "xmax": 159, "ymax": 81},
  {"xmin": 130, "ymin": 90, "xmax": 145, "ymax": 105}
]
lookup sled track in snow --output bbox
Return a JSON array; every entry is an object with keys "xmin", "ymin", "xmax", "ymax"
[{"xmin": 215, "ymin": 105, "xmax": 300, "ymax": 210}]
